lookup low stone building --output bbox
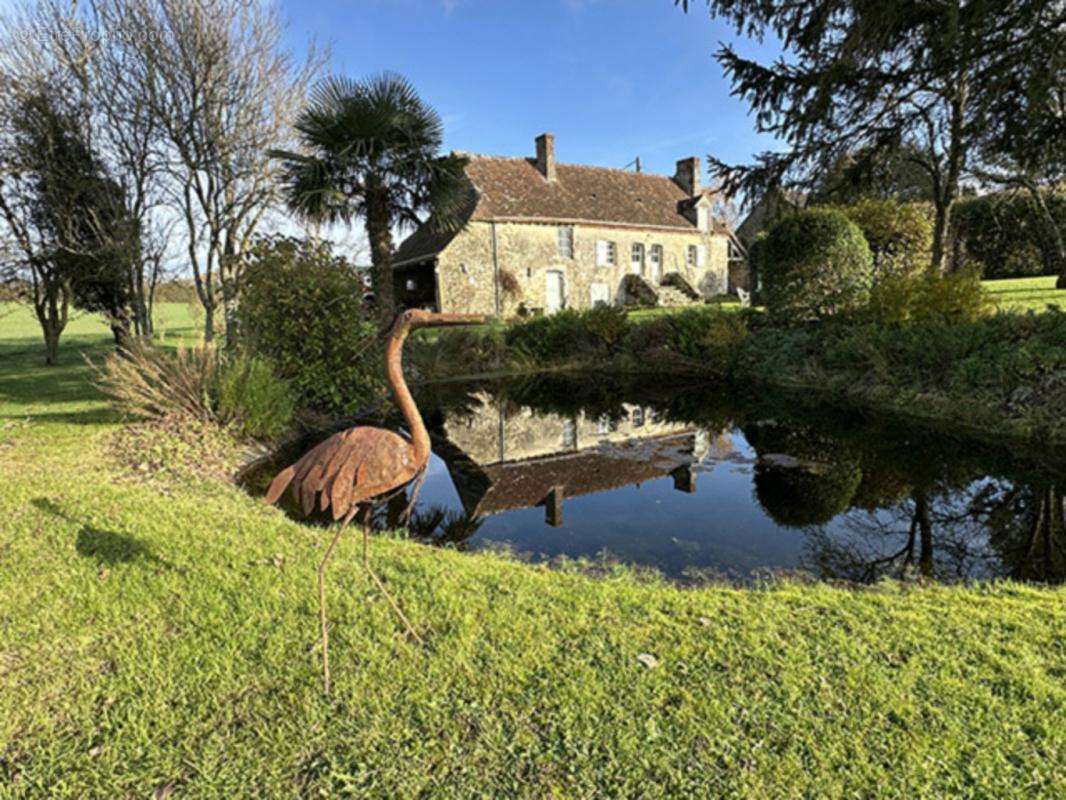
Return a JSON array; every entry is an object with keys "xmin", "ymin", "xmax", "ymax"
[{"xmin": 393, "ymin": 133, "xmax": 748, "ymax": 315}]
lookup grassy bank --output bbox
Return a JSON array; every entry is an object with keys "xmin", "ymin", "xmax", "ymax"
[{"xmin": 1, "ymin": 299, "xmax": 1065, "ymax": 797}]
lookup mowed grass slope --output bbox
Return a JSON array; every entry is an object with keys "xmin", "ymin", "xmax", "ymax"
[{"xmin": 1, "ymin": 298, "xmax": 1064, "ymax": 798}]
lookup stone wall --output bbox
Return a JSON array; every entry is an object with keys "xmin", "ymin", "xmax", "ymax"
[{"xmin": 433, "ymin": 220, "xmax": 734, "ymax": 316}]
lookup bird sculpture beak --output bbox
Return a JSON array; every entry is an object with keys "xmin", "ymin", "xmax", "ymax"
[{"xmin": 423, "ymin": 313, "xmax": 486, "ymax": 327}]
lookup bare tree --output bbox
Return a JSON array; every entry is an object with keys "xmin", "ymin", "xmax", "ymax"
[{"xmin": 113, "ymin": 0, "xmax": 322, "ymax": 344}]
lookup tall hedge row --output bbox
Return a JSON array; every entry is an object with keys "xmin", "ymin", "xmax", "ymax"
[{"xmin": 950, "ymin": 191, "xmax": 1066, "ymax": 279}]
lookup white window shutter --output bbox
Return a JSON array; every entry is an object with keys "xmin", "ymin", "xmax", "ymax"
[
  {"xmin": 697, "ymin": 245, "xmax": 707, "ymax": 267},
  {"xmin": 596, "ymin": 240, "xmax": 608, "ymax": 267}
]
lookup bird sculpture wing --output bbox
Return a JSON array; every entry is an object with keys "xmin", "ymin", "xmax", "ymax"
[{"xmin": 264, "ymin": 427, "xmax": 422, "ymax": 521}]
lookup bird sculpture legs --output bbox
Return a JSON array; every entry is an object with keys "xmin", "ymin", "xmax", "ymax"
[
  {"xmin": 317, "ymin": 509, "xmax": 424, "ymax": 695},
  {"xmin": 399, "ymin": 467, "xmax": 428, "ymax": 527}
]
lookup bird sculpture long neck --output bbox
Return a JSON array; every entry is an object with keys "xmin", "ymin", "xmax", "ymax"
[{"xmin": 385, "ymin": 317, "xmax": 430, "ymax": 468}]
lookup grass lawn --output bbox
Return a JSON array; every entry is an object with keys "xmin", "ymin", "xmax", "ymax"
[
  {"xmin": 1, "ymin": 302, "xmax": 1065, "ymax": 798},
  {"xmin": 629, "ymin": 276, "xmax": 1065, "ymax": 318},
  {"xmin": 985, "ymin": 275, "xmax": 1066, "ymax": 312}
]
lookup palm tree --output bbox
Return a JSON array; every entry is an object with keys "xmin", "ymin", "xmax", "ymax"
[{"xmin": 272, "ymin": 73, "xmax": 469, "ymax": 317}]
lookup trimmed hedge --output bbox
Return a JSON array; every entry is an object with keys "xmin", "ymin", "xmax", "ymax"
[
  {"xmin": 761, "ymin": 208, "xmax": 874, "ymax": 321},
  {"xmin": 951, "ymin": 191, "xmax": 1066, "ymax": 278}
]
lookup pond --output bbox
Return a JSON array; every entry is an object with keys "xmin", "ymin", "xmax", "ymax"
[{"xmin": 244, "ymin": 373, "xmax": 1066, "ymax": 586}]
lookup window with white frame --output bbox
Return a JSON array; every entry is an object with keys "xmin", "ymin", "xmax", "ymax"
[
  {"xmin": 686, "ymin": 245, "xmax": 698, "ymax": 267},
  {"xmin": 631, "ymin": 243, "xmax": 645, "ymax": 275},
  {"xmin": 557, "ymin": 226, "xmax": 574, "ymax": 259},
  {"xmin": 632, "ymin": 407, "xmax": 645, "ymax": 428},
  {"xmin": 596, "ymin": 240, "xmax": 617, "ymax": 267}
]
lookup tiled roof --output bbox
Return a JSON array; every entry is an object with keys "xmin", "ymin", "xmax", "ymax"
[
  {"xmin": 464, "ymin": 156, "xmax": 701, "ymax": 229},
  {"xmin": 394, "ymin": 155, "xmax": 719, "ymax": 266}
]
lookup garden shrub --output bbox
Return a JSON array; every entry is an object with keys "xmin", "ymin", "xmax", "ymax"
[
  {"xmin": 761, "ymin": 208, "xmax": 873, "ymax": 322},
  {"xmin": 865, "ymin": 267, "xmax": 991, "ymax": 325},
  {"xmin": 216, "ymin": 354, "xmax": 296, "ymax": 439},
  {"xmin": 950, "ymin": 190, "xmax": 1066, "ymax": 278},
  {"xmin": 623, "ymin": 307, "xmax": 748, "ymax": 377},
  {"xmin": 834, "ymin": 198, "xmax": 932, "ymax": 279},
  {"xmin": 582, "ymin": 304, "xmax": 630, "ymax": 350},
  {"xmin": 94, "ymin": 340, "xmax": 220, "ymax": 422},
  {"xmin": 235, "ymin": 235, "xmax": 383, "ymax": 415},
  {"xmin": 505, "ymin": 306, "xmax": 632, "ymax": 363},
  {"xmin": 408, "ymin": 324, "xmax": 505, "ymax": 380},
  {"xmin": 94, "ymin": 341, "xmax": 294, "ymax": 440}
]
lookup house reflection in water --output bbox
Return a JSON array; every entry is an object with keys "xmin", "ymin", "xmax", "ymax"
[{"xmin": 432, "ymin": 392, "xmax": 732, "ymax": 527}]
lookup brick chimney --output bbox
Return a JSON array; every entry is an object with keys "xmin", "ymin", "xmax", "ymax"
[
  {"xmin": 535, "ymin": 133, "xmax": 557, "ymax": 182},
  {"xmin": 674, "ymin": 156, "xmax": 701, "ymax": 196}
]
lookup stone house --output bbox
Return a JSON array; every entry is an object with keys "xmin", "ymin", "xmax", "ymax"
[{"xmin": 393, "ymin": 133, "xmax": 748, "ymax": 315}]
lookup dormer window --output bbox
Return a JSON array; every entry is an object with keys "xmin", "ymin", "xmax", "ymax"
[{"xmin": 557, "ymin": 226, "xmax": 574, "ymax": 259}]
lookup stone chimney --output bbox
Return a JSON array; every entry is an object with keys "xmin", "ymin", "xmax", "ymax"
[
  {"xmin": 535, "ymin": 133, "xmax": 557, "ymax": 182},
  {"xmin": 674, "ymin": 156, "xmax": 701, "ymax": 196}
]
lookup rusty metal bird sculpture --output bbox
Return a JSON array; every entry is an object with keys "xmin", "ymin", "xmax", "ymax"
[{"xmin": 264, "ymin": 309, "xmax": 485, "ymax": 693}]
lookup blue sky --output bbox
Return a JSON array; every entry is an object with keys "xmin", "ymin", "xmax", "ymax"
[{"xmin": 279, "ymin": 0, "xmax": 781, "ymax": 182}]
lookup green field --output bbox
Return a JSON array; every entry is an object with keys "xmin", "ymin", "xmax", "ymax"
[
  {"xmin": 1, "ymin": 290, "xmax": 1065, "ymax": 797},
  {"xmin": 985, "ymin": 275, "xmax": 1066, "ymax": 312},
  {"xmin": 632, "ymin": 275, "xmax": 1066, "ymax": 318}
]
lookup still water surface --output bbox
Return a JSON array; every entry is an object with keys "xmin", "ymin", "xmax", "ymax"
[{"xmin": 246, "ymin": 374, "xmax": 1066, "ymax": 585}]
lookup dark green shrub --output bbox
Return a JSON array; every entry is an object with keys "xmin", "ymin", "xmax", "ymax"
[
  {"xmin": 216, "ymin": 355, "xmax": 295, "ymax": 439},
  {"xmin": 408, "ymin": 324, "xmax": 505, "ymax": 380},
  {"xmin": 235, "ymin": 235, "xmax": 382, "ymax": 415},
  {"xmin": 623, "ymin": 307, "xmax": 749, "ymax": 376},
  {"xmin": 761, "ymin": 208, "xmax": 873, "ymax": 322},
  {"xmin": 506, "ymin": 307, "xmax": 632, "ymax": 363},
  {"xmin": 950, "ymin": 191, "xmax": 1066, "ymax": 278},
  {"xmin": 834, "ymin": 198, "xmax": 932, "ymax": 279},
  {"xmin": 583, "ymin": 304, "xmax": 630, "ymax": 349}
]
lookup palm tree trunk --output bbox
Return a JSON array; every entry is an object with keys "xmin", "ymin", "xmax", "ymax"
[{"xmin": 366, "ymin": 189, "xmax": 396, "ymax": 324}]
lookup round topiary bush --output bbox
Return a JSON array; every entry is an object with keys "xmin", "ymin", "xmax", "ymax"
[{"xmin": 761, "ymin": 208, "xmax": 873, "ymax": 321}]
